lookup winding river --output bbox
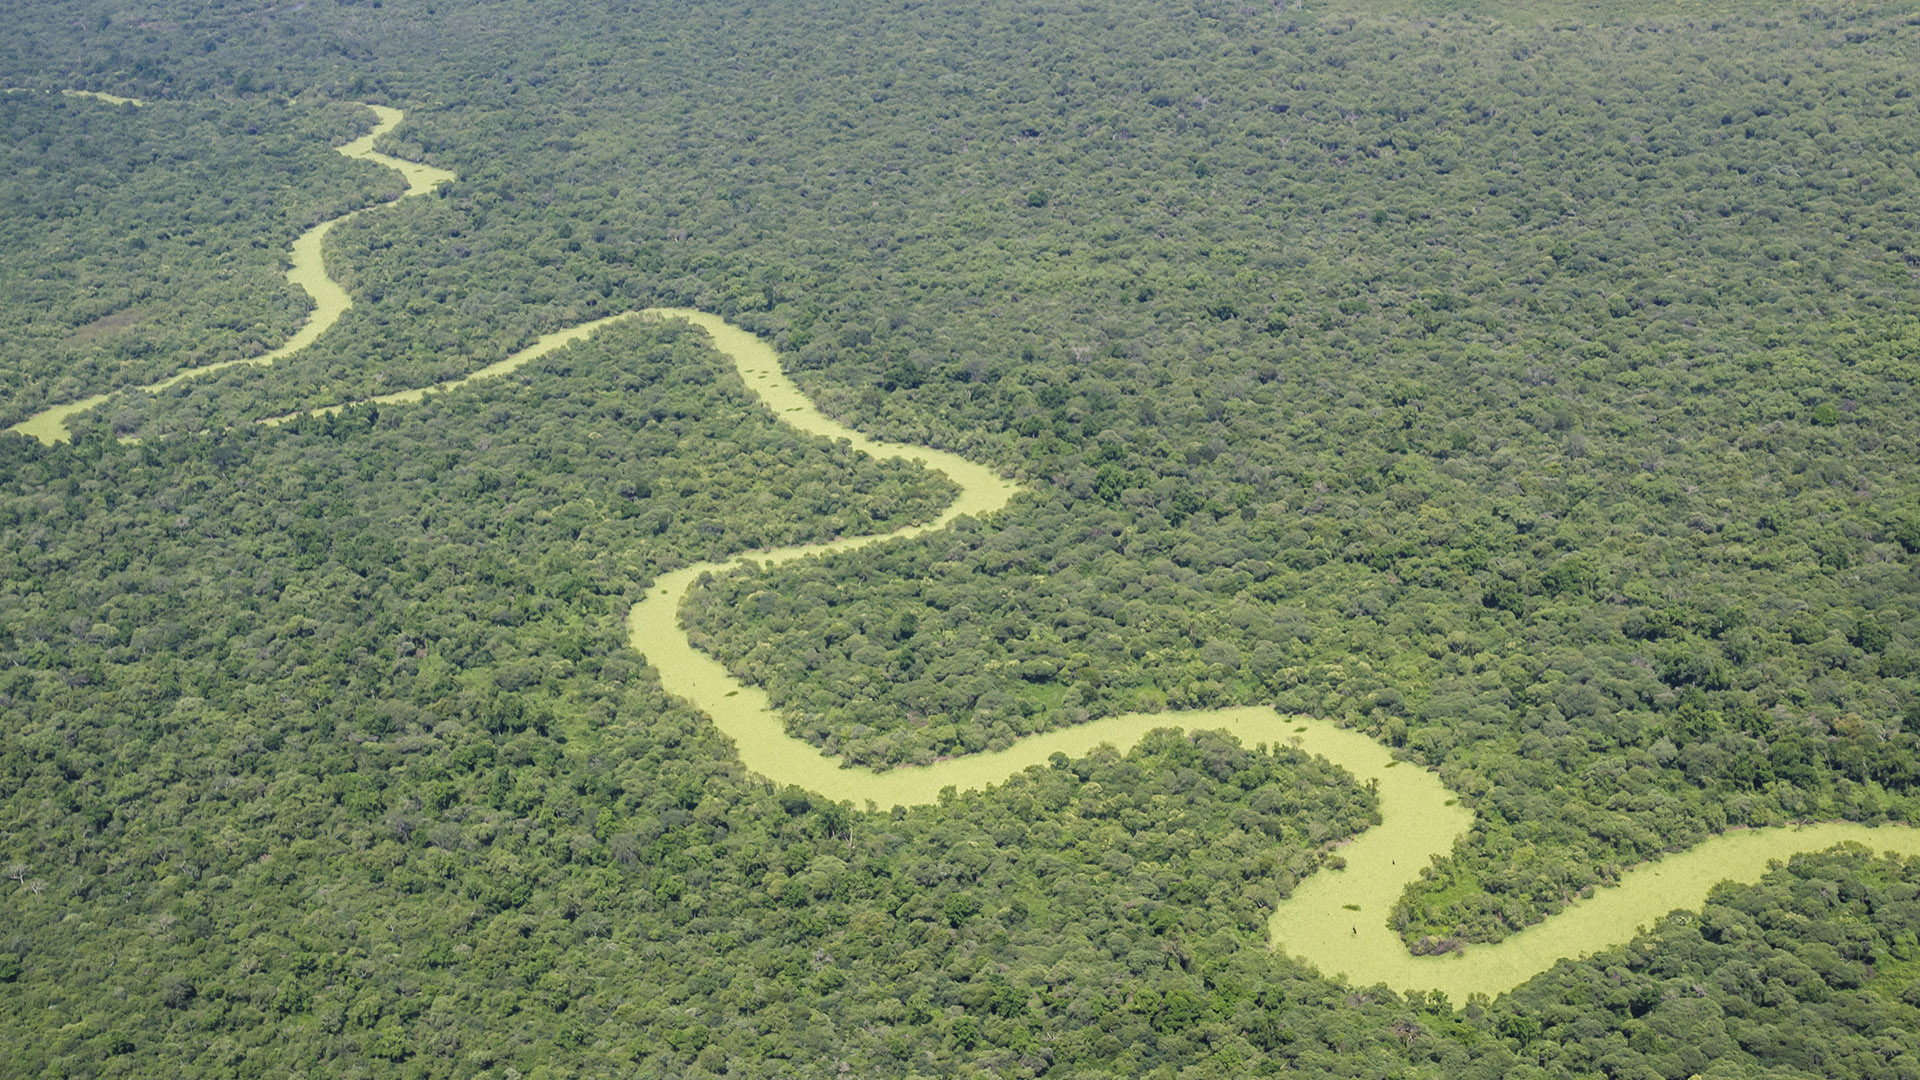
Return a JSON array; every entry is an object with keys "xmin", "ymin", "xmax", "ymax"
[
  {"xmin": 4, "ymin": 88, "xmax": 146, "ymax": 107},
  {"xmin": 5, "ymin": 103, "xmax": 453, "ymax": 444},
  {"xmin": 10, "ymin": 99, "xmax": 1918, "ymax": 1002}
]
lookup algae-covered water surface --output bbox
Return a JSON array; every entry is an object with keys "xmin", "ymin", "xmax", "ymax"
[
  {"xmin": 620, "ymin": 315, "xmax": 1920, "ymax": 1000},
  {"xmin": 16, "ymin": 97, "xmax": 1915, "ymax": 1002}
]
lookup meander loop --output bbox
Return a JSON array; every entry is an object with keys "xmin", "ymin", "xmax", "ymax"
[{"xmin": 11, "ymin": 97, "xmax": 1918, "ymax": 1002}]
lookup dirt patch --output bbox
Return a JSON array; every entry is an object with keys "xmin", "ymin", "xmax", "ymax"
[{"xmin": 65, "ymin": 307, "xmax": 151, "ymax": 343}]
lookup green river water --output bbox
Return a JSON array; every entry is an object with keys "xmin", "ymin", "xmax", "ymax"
[
  {"xmin": 10, "ymin": 98, "xmax": 1917, "ymax": 1002},
  {"xmin": 4, "ymin": 88, "xmax": 145, "ymax": 107}
]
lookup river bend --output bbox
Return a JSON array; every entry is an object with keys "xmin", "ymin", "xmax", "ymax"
[{"xmin": 10, "ymin": 97, "xmax": 1916, "ymax": 1002}]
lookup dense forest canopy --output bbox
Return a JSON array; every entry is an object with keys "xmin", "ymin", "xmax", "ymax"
[{"xmin": 3, "ymin": 0, "xmax": 1920, "ymax": 1076}]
